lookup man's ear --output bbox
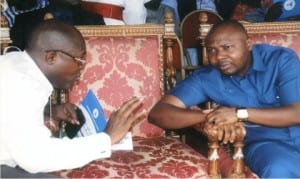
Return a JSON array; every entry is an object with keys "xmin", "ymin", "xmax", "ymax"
[
  {"xmin": 246, "ymin": 38, "xmax": 253, "ymax": 51},
  {"xmin": 45, "ymin": 51, "xmax": 57, "ymax": 65}
]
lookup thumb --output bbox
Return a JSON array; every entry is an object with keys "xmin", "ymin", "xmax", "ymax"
[{"xmin": 202, "ymin": 109, "xmax": 214, "ymax": 114}]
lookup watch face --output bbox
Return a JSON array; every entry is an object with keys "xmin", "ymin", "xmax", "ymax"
[{"xmin": 237, "ymin": 108, "xmax": 248, "ymax": 119}]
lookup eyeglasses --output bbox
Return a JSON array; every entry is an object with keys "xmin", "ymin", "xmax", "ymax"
[{"xmin": 46, "ymin": 50, "xmax": 86, "ymax": 67}]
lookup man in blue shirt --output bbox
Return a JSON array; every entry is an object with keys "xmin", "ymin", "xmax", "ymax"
[{"xmin": 148, "ymin": 20, "xmax": 300, "ymax": 178}]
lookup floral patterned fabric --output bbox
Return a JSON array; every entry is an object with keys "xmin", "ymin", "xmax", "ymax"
[
  {"xmin": 250, "ymin": 32, "xmax": 300, "ymax": 57},
  {"xmin": 54, "ymin": 136, "xmax": 210, "ymax": 178},
  {"xmin": 69, "ymin": 35, "xmax": 164, "ymax": 137}
]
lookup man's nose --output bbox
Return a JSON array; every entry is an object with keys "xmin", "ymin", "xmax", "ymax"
[{"xmin": 215, "ymin": 49, "xmax": 226, "ymax": 61}]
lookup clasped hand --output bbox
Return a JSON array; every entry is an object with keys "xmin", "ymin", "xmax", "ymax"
[
  {"xmin": 44, "ymin": 103, "xmax": 80, "ymax": 135},
  {"xmin": 50, "ymin": 103, "xmax": 80, "ymax": 125},
  {"xmin": 205, "ymin": 106, "xmax": 243, "ymax": 144}
]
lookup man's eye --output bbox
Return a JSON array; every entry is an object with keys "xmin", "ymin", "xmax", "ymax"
[
  {"xmin": 207, "ymin": 48, "xmax": 216, "ymax": 54},
  {"xmin": 224, "ymin": 45, "xmax": 232, "ymax": 50}
]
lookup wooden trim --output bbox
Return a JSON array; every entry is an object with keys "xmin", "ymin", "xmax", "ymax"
[
  {"xmin": 242, "ymin": 21, "xmax": 300, "ymax": 34},
  {"xmin": 76, "ymin": 24, "xmax": 165, "ymax": 37},
  {"xmin": 199, "ymin": 21, "xmax": 300, "ymax": 37}
]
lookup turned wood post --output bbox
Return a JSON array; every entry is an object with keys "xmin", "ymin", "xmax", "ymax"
[
  {"xmin": 202, "ymin": 123, "xmax": 221, "ymax": 179},
  {"xmin": 229, "ymin": 122, "xmax": 246, "ymax": 178},
  {"xmin": 0, "ymin": 0, "xmax": 11, "ymax": 54},
  {"xmin": 164, "ymin": 12, "xmax": 177, "ymax": 90}
]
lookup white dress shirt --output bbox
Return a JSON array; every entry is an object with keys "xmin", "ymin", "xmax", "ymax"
[
  {"xmin": 81, "ymin": 0, "xmax": 150, "ymax": 25},
  {"xmin": 0, "ymin": 51, "xmax": 111, "ymax": 173}
]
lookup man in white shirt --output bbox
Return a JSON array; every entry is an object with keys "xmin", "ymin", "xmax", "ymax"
[
  {"xmin": 0, "ymin": 19, "xmax": 145, "ymax": 177},
  {"xmin": 80, "ymin": 0, "xmax": 151, "ymax": 25}
]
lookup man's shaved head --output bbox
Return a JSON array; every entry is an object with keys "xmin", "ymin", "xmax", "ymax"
[
  {"xmin": 206, "ymin": 20, "xmax": 248, "ymax": 45},
  {"xmin": 24, "ymin": 19, "xmax": 86, "ymax": 89},
  {"xmin": 25, "ymin": 19, "xmax": 85, "ymax": 55}
]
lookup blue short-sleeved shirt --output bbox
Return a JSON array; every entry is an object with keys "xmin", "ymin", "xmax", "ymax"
[{"xmin": 170, "ymin": 44, "xmax": 300, "ymax": 145}]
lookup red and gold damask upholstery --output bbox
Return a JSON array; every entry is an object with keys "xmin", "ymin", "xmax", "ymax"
[
  {"xmin": 245, "ymin": 22, "xmax": 300, "ymax": 56},
  {"xmin": 69, "ymin": 34, "xmax": 164, "ymax": 137},
  {"xmin": 54, "ymin": 136, "xmax": 210, "ymax": 178}
]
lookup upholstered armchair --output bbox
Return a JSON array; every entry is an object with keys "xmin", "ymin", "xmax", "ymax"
[{"xmin": 50, "ymin": 13, "xmax": 214, "ymax": 178}]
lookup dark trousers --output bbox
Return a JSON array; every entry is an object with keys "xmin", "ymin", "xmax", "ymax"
[{"xmin": 0, "ymin": 165, "xmax": 60, "ymax": 178}]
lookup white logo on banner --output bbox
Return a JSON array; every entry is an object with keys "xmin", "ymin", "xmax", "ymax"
[
  {"xmin": 284, "ymin": 0, "xmax": 296, "ymax": 11},
  {"xmin": 93, "ymin": 108, "xmax": 99, "ymax": 118}
]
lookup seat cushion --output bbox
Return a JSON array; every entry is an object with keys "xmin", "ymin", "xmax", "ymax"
[{"xmin": 53, "ymin": 136, "xmax": 210, "ymax": 178}]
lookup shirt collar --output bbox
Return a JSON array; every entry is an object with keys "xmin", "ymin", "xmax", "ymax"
[
  {"xmin": 250, "ymin": 44, "xmax": 267, "ymax": 72},
  {"xmin": 23, "ymin": 51, "xmax": 53, "ymax": 95}
]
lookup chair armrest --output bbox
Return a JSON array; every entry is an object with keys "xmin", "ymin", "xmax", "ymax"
[{"xmin": 193, "ymin": 121, "xmax": 246, "ymax": 178}]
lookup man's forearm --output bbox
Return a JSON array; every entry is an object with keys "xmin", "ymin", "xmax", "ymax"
[{"xmin": 148, "ymin": 103, "xmax": 207, "ymax": 129}]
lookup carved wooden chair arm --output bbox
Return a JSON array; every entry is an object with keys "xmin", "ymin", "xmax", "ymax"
[{"xmin": 194, "ymin": 121, "xmax": 246, "ymax": 178}]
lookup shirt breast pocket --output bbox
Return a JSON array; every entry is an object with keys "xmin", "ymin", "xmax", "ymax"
[{"xmin": 258, "ymin": 90, "xmax": 280, "ymax": 106}]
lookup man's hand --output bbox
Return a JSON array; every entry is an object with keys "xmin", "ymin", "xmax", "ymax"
[
  {"xmin": 206, "ymin": 106, "xmax": 237, "ymax": 125},
  {"xmin": 47, "ymin": 103, "xmax": 80, "ymax": 125},
  {"xmin": 203, "ymin": 106, "xmax": 246, "ymax": 144},
  {"xmin": 105, "ymin": 97, "xmax": 146, "ymax": 144},
  {"xmin": 203, "ymin": 121, "xmax": 240, "ymax": 144},
  {"xmin": 44, "ymin": 103, "xmax": 80, "ymax": 135},
  {"xmin": 218, "ymin": 124, "xmax": 238, "ymax": 144}
]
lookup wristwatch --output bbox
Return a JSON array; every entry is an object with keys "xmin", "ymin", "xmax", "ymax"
[{"xmin": 236, "ymin": 107, "xmax": 248, "ymax": 122}]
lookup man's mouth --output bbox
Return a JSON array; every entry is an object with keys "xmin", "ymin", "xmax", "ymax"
[{"xmin": 219, "ymin": 62, "xmax": 231, "ymax": 71}]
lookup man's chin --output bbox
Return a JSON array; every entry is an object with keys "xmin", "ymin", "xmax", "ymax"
[
  {"xmin": 55, "ymin": 83, "xmax": 73, "ymax": 90},
  {"xmin": 51, "ymin": 79, "xmax": 73, "ymax": 91},
  {"xmin": 220, "ymin": 69, "xmax": 234, "ymax": 76}
]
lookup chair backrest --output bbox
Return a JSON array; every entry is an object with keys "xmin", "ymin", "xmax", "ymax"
[
  {"xmin": 56, "ymin": 15, "xmax": 182, "ymax": 138},
  {"xmin": 244, "ymin": 21, "xmax": 300, "ymax": 57},
  {"xmin": 181, "ymin": 10, "xmax": 223, "ymax": 49},
  {"xmin": 180, "ymin": 10, "xmax": 222, "ymax": 77}
]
